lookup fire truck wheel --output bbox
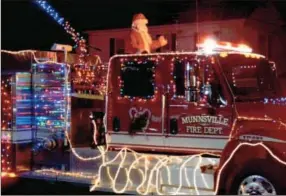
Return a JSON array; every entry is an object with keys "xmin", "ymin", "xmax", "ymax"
[{"xmin": 229, "ymin": 164, "xmax": 283, "ymax": 195}]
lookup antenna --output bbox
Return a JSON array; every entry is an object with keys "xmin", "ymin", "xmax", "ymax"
[{"xmin": 195, "ymin": 0, "xmax": 199, "ymax": 42}]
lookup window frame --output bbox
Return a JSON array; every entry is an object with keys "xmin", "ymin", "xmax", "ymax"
[
  {"xmin": 171, "ymin": 56, "xmax": 224, "ymax": 103},
  {"xmin": 119, "ymin": 59, "xmax": 157, "ymax": 99}
]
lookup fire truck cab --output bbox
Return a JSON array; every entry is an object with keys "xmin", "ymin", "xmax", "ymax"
[{"xmin": 104, "ymin": 39, "xmax": 286, "ymax": 194}]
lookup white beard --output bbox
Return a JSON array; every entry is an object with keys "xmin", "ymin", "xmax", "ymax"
[
  {"xmin": 136, "ymin": 24, "xmax": 152, "ymax": 45},
  {"xmin": 138, "ymin": 25, "xmax": 148, "ymax": 33},
  {"xmin": 132, "ymin": 23, "xmax": 153, "ymax": 53}
]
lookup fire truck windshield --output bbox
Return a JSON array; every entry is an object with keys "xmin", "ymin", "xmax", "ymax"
[{"xmin": 217, "ymin": 54, "xmax": 277, "ymax": 101}]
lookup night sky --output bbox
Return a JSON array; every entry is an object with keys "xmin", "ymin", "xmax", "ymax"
[{"xmin": 2, "ymin": 0, "xmax": 286, "ymax": 51}]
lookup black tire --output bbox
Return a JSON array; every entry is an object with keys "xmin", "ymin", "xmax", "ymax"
[{"xmin": 229, "ymin": 164, "xmax": 284, "ymax": 195}]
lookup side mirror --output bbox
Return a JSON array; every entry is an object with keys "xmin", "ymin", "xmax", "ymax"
[{"xmin": 207, "ymin": 82, "xmax": 227, "ymax": 108}]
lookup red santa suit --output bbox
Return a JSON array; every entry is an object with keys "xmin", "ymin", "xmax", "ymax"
[{"xmin": 125, "ymin": 13, "xmax": 168, "ymax": 54}]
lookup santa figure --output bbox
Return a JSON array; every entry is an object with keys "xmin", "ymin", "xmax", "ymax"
[{"xmin": 125, "ymin": 13, "xmax": 168, "ymax": 54}]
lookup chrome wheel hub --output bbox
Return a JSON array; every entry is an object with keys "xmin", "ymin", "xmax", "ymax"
[{"xmin": 238, "ymin": 175, "xmax": 276, "ymax": 195}]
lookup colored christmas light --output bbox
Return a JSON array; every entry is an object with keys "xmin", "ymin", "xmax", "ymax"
[
  {"xmin": 34, "ymin": 0, "xmax": 88, "ymax": 64},
  {"xmin": 118, "ymin": 57, "xmax": 159, "ymax": 101},
  {"xmin": 1, "ymin": 50, "xmax": 106, "ymax": 95},
  {"xmin": 32, "ymin": 63, "xmax": 70, "ymax": 139},
  {"xmin": 63, "ymin": 51, "xmax": 286, "ymax": 194},
  {"xmin": 2, "ymin": 51, "xmax": 286, "ymax": 195},
  {"xmin": 1, "ymin": 76, "xmax": 13, "ymax": 173},
  {"xmin": 72, "ymin": 63, "xmax": 107, "ymax": 96},
  {"xmin": 15, "ymin": 73, "xmax": 33, "ymax": 131}
]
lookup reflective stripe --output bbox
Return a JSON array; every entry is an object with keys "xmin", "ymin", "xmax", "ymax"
[
  {"xmin": 239, "ymin": 134, "xmax": 286, "ymax": 143},
  {"xmin": 109, "ymin": 134, "xmax": 228, "ymax": 150}
]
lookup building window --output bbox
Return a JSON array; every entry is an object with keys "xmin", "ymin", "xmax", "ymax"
[
  {"xmin": 115, "ymin": 39, "xmax": 125, "ymax": 54},
  {"xmin": 171, "ymin": 33, "xmax": 177, "ymax": 51},
  {"xmin": 109, "ymin": 38, "xmax": 115, "ymax": 57},
  {"xmin": 110, "ymin": 38, "xmax": 125, "ymax": 57}
]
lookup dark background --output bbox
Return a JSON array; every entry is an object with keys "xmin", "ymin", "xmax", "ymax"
[
  {"xmin": 2, "ymin": 0, "xmax": 286, "ymax": 51},
  {"xmin": 1, "ymin": 0, "xmax": 286, "ymax": 194},
  {"xmin": 2, "ymin": 178, "xmax": 118, "ymax": 195}
]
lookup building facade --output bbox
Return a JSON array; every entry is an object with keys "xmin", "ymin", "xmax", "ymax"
[{"xmin": 86, "ymin": 3, "xmax": 286, "ymax": 75}]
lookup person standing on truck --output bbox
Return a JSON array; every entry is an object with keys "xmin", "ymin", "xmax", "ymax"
[{"xmin": 125, "ymin": 13, "xmax": 168, "ymax": 54}]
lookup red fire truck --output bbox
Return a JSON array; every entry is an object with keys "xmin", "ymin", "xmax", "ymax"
[
  {"xmin": 2, "ymin": 40, "xmax": 286, "ymax": 195},
  {"xmin": 101, "ymin": 39, "xmax": 286, "ymax": 194}
]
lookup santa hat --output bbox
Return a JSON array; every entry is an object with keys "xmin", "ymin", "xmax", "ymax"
[{"xmin": 132, "ymin": 13, "xmax": 148, "ymax": 26}]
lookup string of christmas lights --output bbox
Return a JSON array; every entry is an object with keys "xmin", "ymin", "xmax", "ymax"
[
  {"xmin": 73, "ymin": 54, "xmax": 286, "ymax": 194},
  {"xmin": 32, "ymin": 63, "xmax": 69, "ymax": 135},
  {"xmin": 51, "ymin": 65, "xmax": 286, "ymax": 194},
  {"xmin": 34, "ymin": 0, "xmax": 88, "ymax": 64},
  {"xmin": 2, "ymin": 51, "xmax": 286, "ymax": 194},
  {"xmin": 118, "ymin": 57, "xmax": 160, "ymax": 101},
  {"xmin": 1, "ymin": 76, "xmax": 13, "ymax": 174},
  {"xmin": 1, "ymin": 50, "xmax": 106, "ymax": 95},
  {"xmin": 72, "ymin": 63, "xmax": 107, "ymax": 96},
  {"xmin": 35, "ymin": 168, "xmax": 98, "ymax": 179}
]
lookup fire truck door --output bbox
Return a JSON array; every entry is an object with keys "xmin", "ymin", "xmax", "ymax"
[
  {"xmin": 166, "ymin": 59, "xmax": 233, "ymax": 154},
  {"xmin": 108, "ymin": 57, "xmax": 167, "ymax": 151}
]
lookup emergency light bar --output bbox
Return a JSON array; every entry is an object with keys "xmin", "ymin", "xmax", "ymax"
[{"xmin": 197, "ymin": 38, "xmax": 253, "ymax": 54}]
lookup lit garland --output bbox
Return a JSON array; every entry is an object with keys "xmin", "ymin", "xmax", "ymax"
[
  {"xmin": 72, "ymin": 63, "xmax": 107, "ymax": 96},
  {"xmin": 34, "ymin": 0, "xmax": 88, "ymax": 64},
  {"xmin": 1, "ymin": 76, "xmax": 13, "ymax": 132},
  {"xmin": 117, "ymin": 57, "xmax": 161, "ymax": 102},
  {"xmin": 1, "ymin": 49, "xmax": 61, "ymax": 64},
  {"xmin": 1, "ymin": 76, "xmax": 13, "ymax": 174},
  {"xmin": 88, "ymin": 142, "xmax": 286, "ymax": 195},
  {"xmin": 34, "ymin": 141, "xmax": 286, "ymax": 195},
  {"xmin": 34, "ymin": 168, "xmax": 97, "ymax": 179},
  {"xmin": 32, "ymin": 63, "xmax": 69, "ymax": 134},
  {"xmin": 232, "ymin": 65, "xmax": 257, "ymax": 87},
  {"xmin": 15, "ymin": 73, "xmax": 33, "ymax": 131},
  {"xmin": 1, "ymin": 50, "xmax": 106, "ymax": 95},
  {"xmin": 55, "ymin": 83, "xmax": 286, "ymax": 195},
  {"xmin": 264, "ymin": 97, "xmax": 286, "ymax": 105},
  {"xmin": 34, "ymin": 0, "xmax": 108, "ymax": 93},
  {"xmin": 1, "ymin": 172, "xmax": 17, "ymax": 178},
  {"xmin": 87, "ymin": 54, "xmax": 286, "ymax": 194}
]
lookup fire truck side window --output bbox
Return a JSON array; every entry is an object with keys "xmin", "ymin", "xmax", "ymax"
[
  {"xmin": 120, "ymin": 60, "xmax": 156, "ymax": 98},
  {"xmin": 173, "ymin": 60, "xmax": 185, "ymax": 96},
  {"xmin": 173, "ymin": 59, "xmax": 223, "ymax": 103}
]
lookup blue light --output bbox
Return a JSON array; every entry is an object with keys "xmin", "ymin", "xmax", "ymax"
[
  {"xmin": 35, "ymin": 0, "xmax": 65, "ymax": 25},
  {"xmin": 58, "ymin": 18, "xmax": 64, "ymax": 25}
]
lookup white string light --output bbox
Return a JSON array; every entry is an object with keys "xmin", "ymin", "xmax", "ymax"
[{"xmin": 3, "ymin": 50, "xmax": 286, "ymax": 195}]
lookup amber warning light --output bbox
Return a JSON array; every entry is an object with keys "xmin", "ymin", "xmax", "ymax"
[{"xmin": 197, "ymin": 38, "xmax": 253, "ymax": 54}]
